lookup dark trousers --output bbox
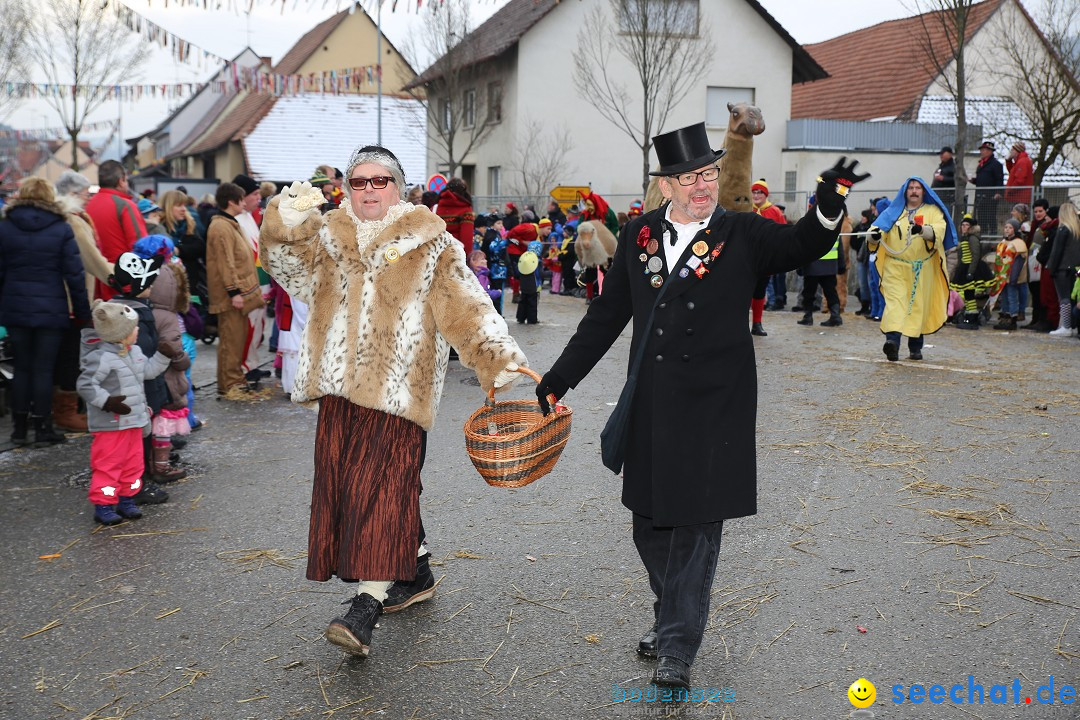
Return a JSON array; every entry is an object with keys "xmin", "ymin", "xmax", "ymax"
[
  {"xmin": 632, "ymin": 513, "xmax": 724, "ymax": 665},
  {"xmin": 516, "ymin": 292, "xmax": 539, "ymax": 324},
  {"xmin": 801, "ymin": 274, "xmax": 839, "ymax": 311},
  {"xmin": 885, "ymin": 331, "xmax": 924, "ymax": 352},
  {"xmin": 53, "ymin": 326, "xmax": 82, "ymax": 391},
  {"xmin": 8, "ymin": 326, "xmax": 65, "ymax": 416}
]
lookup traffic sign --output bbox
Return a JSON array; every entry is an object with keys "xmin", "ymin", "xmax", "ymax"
[
  {"xmin": 549, "ymin": 185, "xmax": 591, "ymax": 212},
  {"xmin": 427, "ymin": 174, "xmax": 448, "ymax": 194}
]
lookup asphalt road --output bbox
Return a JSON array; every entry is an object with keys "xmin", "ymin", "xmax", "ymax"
[{"xmin": 1, "ymin": 292, "xmax": 1077, "ymax": 720}]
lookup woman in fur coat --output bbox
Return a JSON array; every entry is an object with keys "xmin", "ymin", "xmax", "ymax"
[{"xmin": 260, "ymin": 145, "xmax": 527, "ymax": 660}]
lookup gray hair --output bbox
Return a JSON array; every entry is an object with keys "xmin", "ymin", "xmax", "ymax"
[
  {"xmin": 55, "ymin": 170, "xmax": 92, "ymax": 197},
  {"xmin": 345, "ymin": 145, "xmax": 406, "ymax": 200}
]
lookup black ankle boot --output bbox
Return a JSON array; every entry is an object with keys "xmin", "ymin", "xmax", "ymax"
[
  {"xmin": 11, "ymin": 412, "xmax": 30, "ymax": 446},
  {"xmin": 796, "ymin": 312, "xmax": 813, "ymax": 326},
  {"xmin": 383, "ymin": 553, "xmax": 436, "ymax": 613},
  {"xmin": 820, "ymin": 304, "xmax": 843, "ymax": 326},
  {"xmin": 325, "ymin": 593, "xmax": 383, "ymax": 657},
  {"xmin": 31, "ymin": 415, "xmax": 67, "ymax": 448}
]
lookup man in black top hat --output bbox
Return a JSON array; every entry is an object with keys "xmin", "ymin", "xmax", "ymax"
[
  {"xmin": 536, "ymin": 122, "xmax": 869, "ymax": 689},
  {"xmin": 932, "ymin": 146, "xmax": 955, "ymax": 210}
]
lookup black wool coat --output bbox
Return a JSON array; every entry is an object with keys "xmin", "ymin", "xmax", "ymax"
[{"xmin": 550, "ymin": 205, "xmax": 839, "ymax": 526}]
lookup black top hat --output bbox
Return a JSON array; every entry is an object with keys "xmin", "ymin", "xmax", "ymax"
[{"xmin": 649, "ymin": 123, "xmax": 727, "ymax": 177}]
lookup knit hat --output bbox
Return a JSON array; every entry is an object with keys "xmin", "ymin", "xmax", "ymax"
[
  {"xmin": 91, "ymin": 300, "xmax": 139, "ymax": 343},
  {"xmin": 110, "ymin": 251, "xmax": 163, "ymax": 296},
  {"xmin": 538, "ymin": 217, "xmax": 552, "ymax": 227},
  {"xmin": 133, "ymin": 234, "xmax": 175, "ymax": 260},
  {"xmin": 232, "ymin": 174, "xmax": 259, "ymax": 196},
  {"xmin": 751, "ymin": 179, "xmax": 769, "ymax": 196},
  {"xmin": 137, "ymin": 198, "xmax": 161, "ymax": 216},
  {"xmin": 1004, "ymin": 218, "xmax": 1021, "ymax": 233},
  {"xmin": 309, "ymin": 170, "xmax": 331, "ymax": 187},
  {"xmin": 1011, "ymin": 141, "xmax": 1026, "ymax": 153},
  {"xmin": 961, "ymin": 213, "xmax": 975, "ymax": 225}
]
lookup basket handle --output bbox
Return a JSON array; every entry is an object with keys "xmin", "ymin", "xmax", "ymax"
[{"xmin": 486, "ymin": 365, "xmax": 543, "ymax": 403}]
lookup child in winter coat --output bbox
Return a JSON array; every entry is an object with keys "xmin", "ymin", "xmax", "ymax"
[
  {"xmin": 108, "ymin": 251, "xmax": 179, "ymax": 502},
  {"xmin": 470, "ymin": 249, "xmax": 503, "ymax": 310},
  {"xmin": 133, "ymin": 236, "xmax": 193, "ymax": 473},
  {"xmin": 995, "ymin": 218, "xmax": 1029, "ymax": 329},
  {"xmin": 77, "ymin": 300, "xmax": 171, "ymax": 525},
  {"xmin": 515, "ymin": 240, "xmax": 543, "ymax": 325}
]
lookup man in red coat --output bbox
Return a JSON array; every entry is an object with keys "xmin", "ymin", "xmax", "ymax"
[
  {"xmin": 505, "ymin": 222, "xmax": 538, "ymax": 303},
  {"xmin": 1005, "ymin": 141, "xmax": 1034, "ymax": 205},
  {"xmin": 86, "ymin": 160, "xmax": 148, "ymax": 300}
]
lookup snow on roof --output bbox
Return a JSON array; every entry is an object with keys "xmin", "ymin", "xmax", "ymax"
[
  {"xmin": 243, "ymin": 94, "xmax": 427, "ymax": 186},
  {"xmin": 918, "ymin": 95, "xmax": 1080, "ymax": 185}
]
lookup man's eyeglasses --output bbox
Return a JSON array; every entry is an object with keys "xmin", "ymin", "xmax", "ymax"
[
  {"xmin": 347, "ymin": 176, "xmax": 394, "ymax": 191},
  {"xmin": 672, "ymin": 167, "xmax": 720, "ymax": 186}
]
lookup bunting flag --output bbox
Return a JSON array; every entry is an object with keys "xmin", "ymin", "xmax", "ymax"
[
  {"xmin": 108, "ymin": 0, "xmax": 229, "ymax": 69},
  {"xmin": 1, "ymin": 65, "xmax": 382, "ymax": 105},
  {"xmin": 0, "ymin": 119, "xmax": 119, "ymax": 140}
]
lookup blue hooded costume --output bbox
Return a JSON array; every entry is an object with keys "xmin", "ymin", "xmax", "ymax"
[{"xmin": 870, "ymin": 177, "xmax": 952, "ymax": 338}]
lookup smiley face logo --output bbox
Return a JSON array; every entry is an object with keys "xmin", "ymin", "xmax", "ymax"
[{"xmin": 848, "ymin": 678, "xmax": 876, "ymax": 708}]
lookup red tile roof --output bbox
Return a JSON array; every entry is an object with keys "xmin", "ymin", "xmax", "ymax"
[{"xmin": 791, "ymin": 0, "xmax": 1003, "ymax": 121}]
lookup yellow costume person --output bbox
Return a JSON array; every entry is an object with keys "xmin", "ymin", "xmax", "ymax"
[{"xmin": 868, "ymin": 177, "xmax": 957, "ymax": 361}]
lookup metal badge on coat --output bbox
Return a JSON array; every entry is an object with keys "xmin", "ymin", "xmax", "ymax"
[
  {"xmin": 647, "ymin": 256, "xmax": 663, "ymax": 273},
  {"xmin": 650, "ymin": 274, "xmax": 664, "ymax": 288}
]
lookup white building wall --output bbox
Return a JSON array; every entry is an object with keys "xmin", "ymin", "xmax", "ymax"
[{"xmin": 462, "ymin": 0, "xmax": 795, "ymax": 205}]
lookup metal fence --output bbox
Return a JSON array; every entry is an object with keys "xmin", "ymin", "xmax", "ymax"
[{"xmin": 472, "ymin": 185, "xmax": 1080, "ymax": 240}]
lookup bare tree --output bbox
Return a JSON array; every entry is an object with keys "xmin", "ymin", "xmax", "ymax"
[
  {"xmin": 25, "ymin": 0, "xmax": 148, "ymax": 169},
  {"xmin": 0, "ymin": 0, "xmax": 30, "ymax": 122},
  {"xmin": 506, "ymin": 120, "xmax": 576, "ymax": 202},
  {"xmin": 988, "ymin": 0, "xmax": 1080, "ymax": 185},
  {"xmin": 572, "ymin": 0, "xmax": 715, "ymax": 193},
  {"xmin": 907, "ymin": 0, "xmax": 978, "ymax": 218},
  {"xmin": 402, "ymin": 0, "xmax": 499, "ymax": 177}
]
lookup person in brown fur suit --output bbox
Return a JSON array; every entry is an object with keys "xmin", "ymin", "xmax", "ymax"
[{"xmin": 261, "ymin": 145, "xmax": 528, "ymax": 660}]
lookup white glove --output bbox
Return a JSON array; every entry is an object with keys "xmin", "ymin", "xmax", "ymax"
[
  {"xmin": 492, "ymin": 362, "xmax": 520, "ymax": 389},
  {"xmin": 277, "ymin": 181, "xmax": 323, "ymax": 227}
]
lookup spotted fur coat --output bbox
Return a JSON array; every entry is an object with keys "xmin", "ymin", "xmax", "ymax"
[{"xmin": 260, "ymin": 199, "xmax": 526, "ymax": 430}]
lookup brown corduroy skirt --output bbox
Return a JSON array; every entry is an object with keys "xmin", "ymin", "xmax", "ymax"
[{"xmin": 306, "ymin": 395, "xmax": 423, "ymax": 583}]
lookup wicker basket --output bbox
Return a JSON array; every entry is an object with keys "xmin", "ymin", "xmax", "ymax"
[{"xmin": 464, "ymin": 367, "xmax": 572, "ymax": 488}]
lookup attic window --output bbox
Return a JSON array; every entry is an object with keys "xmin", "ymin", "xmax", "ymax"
[{"xmin": 617, "ymin": 0, "xmax": 699, "ymax": 36}]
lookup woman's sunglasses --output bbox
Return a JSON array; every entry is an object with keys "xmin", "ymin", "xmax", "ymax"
[{"xmin": 347, "ymin": 176, "xmax": 394, "ymax": 190}]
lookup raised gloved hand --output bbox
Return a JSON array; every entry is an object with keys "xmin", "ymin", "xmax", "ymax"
[
  {"xmin": 277, "ymin": 180, "xmax": 324, "ymax": 227},
  {"xmin": 103, "ymin": 395, "xmax": 131, "ymax": 415},
  {"xmin": 816, "ymin": 157, "xmax": 871, "ymax": 219},
  {"xmin": 535, "ymin": 370, "xmax": 570, "ymax": 416},
  {"xmin": 911, "ymin": 223, "xmax": 923, "ymax": 237},
  {"xmin": 492, "ymin": 362, "xmax": 521, "ymax": 390},
  {"xmin": 868, "ymin": 227, "xmax": 882, "ymax": 243}
]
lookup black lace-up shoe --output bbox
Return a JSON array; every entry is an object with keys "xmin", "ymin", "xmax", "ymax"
[{"xmin": 325, "ymin": 593, "xmax": 382, "ymax": 657}]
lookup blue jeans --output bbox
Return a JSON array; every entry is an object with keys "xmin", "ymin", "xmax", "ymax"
[
  {"xmin": 868, "ymin": 261, "xmax": 885, "ymax": 318},
  {"xmin": 857, "ymin": 258, "xmax": 870, "ymax": 307},
  {"xmin": 632, "ymin": 513, "xmax": 724, "ymax": 665},
  {"xmin": 1001, "ymin": 284, "xmax": 1028, "ymax": 316},
  {"xmin": 766, "ymin": 273, "xmax": 787, "ymax": 305},
  {"xmin": 885, "ymin": 331, "xmax": 923, "ymax": 352},
  {"xmin": 181, "ymin": 333, "xmax": 200, "ymax": 426}
]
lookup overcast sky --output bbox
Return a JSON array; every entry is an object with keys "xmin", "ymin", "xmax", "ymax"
[{"xmin": 5, "ymin": 0, "xmax": 1053, "ymax": 152}]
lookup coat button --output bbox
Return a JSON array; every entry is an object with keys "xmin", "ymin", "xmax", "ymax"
[
  {"xmin": 682, "ymin": 354, "xmax": 690, "ymax": 362},
  {"xmin": 655, "ymin": 328, "xmax": 664, "ymax": 336},
  {"xmin": 686, "ymin": 328, "xmax": 694, "ymax": 335},
  {"xmin": 686, "ymin": 301, "xmax": 696, "ymax": 310},
  {"xmin": 658, "ymin": 303, "xmax": 667, "ymax": 309},
  {"xmin": 655, "ymin": 355, "xmax": 664, "ymax": 362}
]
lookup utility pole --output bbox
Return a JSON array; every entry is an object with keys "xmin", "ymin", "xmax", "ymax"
[{"xmin": 376, "ymin": 0, "xmax": 383, "ymax": 145}]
